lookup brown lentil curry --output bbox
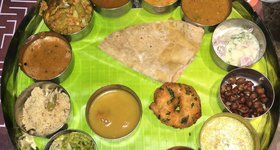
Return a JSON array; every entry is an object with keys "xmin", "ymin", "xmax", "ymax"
[
  {"xmin": 20, "ymin": 35, "xmax": 71, "ymax": 80},
  {"xmin": 181, "ymin": 0, "xmax": 231, "ymax": 26}
]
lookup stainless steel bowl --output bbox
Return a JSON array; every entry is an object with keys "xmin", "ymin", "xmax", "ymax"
[
  {"xmin": 141, "ymin": 0, "xmax": 179, "ymax": 14},
  {"xmin": 44, "ymin": 129, "xmax": 97, "ymax": 150},
  {"xmin": 18, "ymin": 32, "xmax": 73, "ymax": 83},
  {"xmin": 181, "ymin": 0, "xmax": 232, "ymax": 27},
  {"xmin": 85, "ymin": 84, "xmax": 142, "ymax": 140},
  {"xmin": 66, "ymin": 18, "xmax": 94, "ymax": 41},
  {"xmin": 167, "ymin": 146, "xmax": 193, "ymax": 150},
  {"xmin": 219, "ymin": 68, "xmax": 275, "ymax": 119},
  {"xmin": 200, "ymin": 113, "xmax": 260, "ymax": 150},
  {"xmin": 42, "ymin": 0, "xmax": 94, "ymax": 41},
  {"xmin": 14, "ymin": 82, "xmax": 71, "ymax": 137},
  {"xmin": 211, "ymin": 18, "xmax": 267, "ymax": 71},
  {"xmin": 93, "ymin": 0, "xmax": 132, "ymax": 17}
]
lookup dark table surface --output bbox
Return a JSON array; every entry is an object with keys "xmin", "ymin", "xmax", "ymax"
[
  {"xmin": 0, "ymin": 0, "xmax": 37, "ymax": 149},
  {"xmin": 0, "ymin": 0, "xmax": 279, "ymax": 149}
]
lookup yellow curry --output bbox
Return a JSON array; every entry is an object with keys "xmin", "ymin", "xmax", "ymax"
[{"xmin": 87, "ymin": 89, "xmax": 141, "ymax": 139}]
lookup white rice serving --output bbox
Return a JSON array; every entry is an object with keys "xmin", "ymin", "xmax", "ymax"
[{"xmin": 22, "ymin": 87, "xmax": 70, "ymax": 136}]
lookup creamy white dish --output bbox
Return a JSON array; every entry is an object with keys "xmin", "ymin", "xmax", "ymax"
[
  {"xmin": 22, "ymin": 87, "xmax": 70, "ymax": 136},
  {"xmin": 213, "ymin": 27, "xmax": 260, "ymax": 67},
  {"xmin": 200, "ymin": 116, "xmax": 254, "ymax": 150}
]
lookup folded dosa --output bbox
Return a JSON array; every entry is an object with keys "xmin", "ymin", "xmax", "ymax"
[{"xmin": 99, "ymin": 20, "xmax": 204, "ymax": 82}]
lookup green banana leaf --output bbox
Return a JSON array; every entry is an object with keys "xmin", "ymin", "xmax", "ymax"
[{"xmin": 2, "ymin": 1, "xmax": 279, "ymax": 150}]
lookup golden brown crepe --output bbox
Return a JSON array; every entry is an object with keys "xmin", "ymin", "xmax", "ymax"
[{"xmin": 99, "ymin": 20, "xmax": 204, "ymax": 82}]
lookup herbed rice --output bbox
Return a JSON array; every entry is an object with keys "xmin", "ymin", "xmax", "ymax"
[{"xmin": 22, "ymin": 87, "xmax": 70, "ymax": 136}]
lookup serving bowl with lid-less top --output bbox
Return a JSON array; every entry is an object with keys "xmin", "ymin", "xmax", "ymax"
[
  {"xmin": 141, "ymin": 0, "xmax": 179, "ymax": 14},
  {"xmin": 200, "ymin": 113, "xmax": 260, "ymax": 150},
  {"xmin": 211, "ymin": 18, "xmax": 266, "ymax": 71},
  {"xmin": 18, "ymin": 31, "xmax": 73, "ymax": 83},
  {"xmin": 92, "ymin": 0, "xmax": 132, "ymax": 17},
  {"xmin": 42, "ymin": 0, "xmax": 94, "ymax": 41},
  {"xmin": 181, "ymin": 0, "xmax": 232, "ymax": 27},
  {"xmin": 15, "ymin": 82, "xmax": 71, "ymax": 137},
  {"xmin": 86, "ymin": 84, "xmax": 142, "ymax": 140},
  {"xmin": 44, "ymin": 129, "xmax": 97, "ymax": 150},
  {"xmin": 219, "ymin": 68, "xmax": 275, "ymax": 119}
]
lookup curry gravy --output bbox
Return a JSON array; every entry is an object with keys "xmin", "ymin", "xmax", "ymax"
[
  {"xmin": 20, "ymin": 36, "xmax": 71, "ymax": 80},
  {"xmin": 181, "ymin": 0, "xmax": 231, "ymax": 26},
  {"xmin": 92, "ymin": 0, "xmax": 129, "ymax": 8},
  {"xmin": 144, "ymin": 0, "xmax": 177, "ymax": 6},
  {"xmin": 87, "ymin": 89, "xmax": 141, "ymax": 139}
]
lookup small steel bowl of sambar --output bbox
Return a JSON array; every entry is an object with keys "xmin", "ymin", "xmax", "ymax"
[
  {"xmin": 91, "ymin": 0, "xmax": 132, "ymax": 17},
  {"xmin": 141, "ymin": 0, "xmax": 179, "ymax": 14},
  {"xmin": 18, "ymin": 32, "xmax": 73, "ymax": 83},
  {"xmin": 85, "ymin": 84, "xmax": 142, "ymax": 140},
  {"xmin": 181, "ymin": 0, "xmax": 232, "ymax": 27}
]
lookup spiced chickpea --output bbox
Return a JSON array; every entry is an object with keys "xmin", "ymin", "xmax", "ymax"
[{"xmin": 221, "ymin": 76, "xmax": 269, "ymax": 118}]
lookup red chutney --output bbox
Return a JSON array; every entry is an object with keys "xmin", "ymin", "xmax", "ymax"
[{"xmin": 92, "ymin": 0, "xmax": 129, "ymax": 8}]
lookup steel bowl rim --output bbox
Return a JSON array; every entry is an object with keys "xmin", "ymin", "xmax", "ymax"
[
  {"xmin": 18, "ymin": 31, "xmax": 73, "ymax": 82},
  {"xmin": 199, "ymin": 112, "xmax": 261, "ymax": 150},
  {"xmin": 211, "ymin": 18, "xmax": 267, "ymax": 69},
  {"xmin": 93, "ymin": 0, "xmax": 132, "ymax": 17},
  {"xmin": 14, "ymin": 81, "xmax": 72, "ymax": 137},
  {"xmin": 218, "ymin": 68, "xmax": 275, "ymax": 119},
  {"xmin": 42, "ymin": 0, "xmax": 94, "ymax": 41},
  {"xmin": 141, "ymin": 0, "xmax": 179, "ymax": 14},
  {"xmin": 93, "ymin": 0, "xmax": 131, "ymax": 10},
  {"xmin": 142, "ymin": 0, "xmax": 179, "ymax": 8},
  {"xmin": 85, "ymin": 84, "xmax": 143, "ymax": 140},
  {"xmin": 181, "ymin": 0, "xmax": 232, "ymax": 27},
  {"xmin": 44, "ymin": 129, "xmax": 98, "ymax": 150}
]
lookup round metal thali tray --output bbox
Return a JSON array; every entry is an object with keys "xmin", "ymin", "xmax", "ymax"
[{"xmin": 1, "ymin": 0, "xmax": 280, "ymax": 149}]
